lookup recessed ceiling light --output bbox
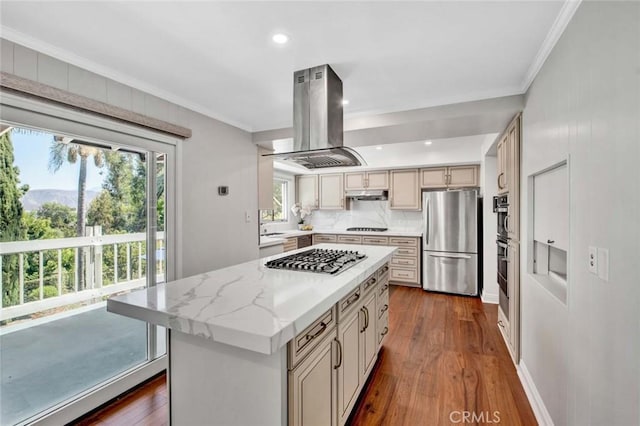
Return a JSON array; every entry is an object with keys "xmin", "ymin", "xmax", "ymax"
[
  {"xmin": 272, "ymin": 33, "xmax": 289, "ymax": 44},
  {"xmin": 424, "ymin": 141, "xmax": 433, "ymax": 145},
  {"xmin": 342, "ymin": 99, "xmax": 350, "ymax": 106},
  {"xmin": 376, "ymin": 146, "xmax": 383, "ymax": 150}
]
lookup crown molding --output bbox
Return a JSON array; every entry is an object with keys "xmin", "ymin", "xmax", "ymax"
[
  {"xmin": 520, "ymin": 0, "xmax": 582, "ymax": 93},
  {"xmin": 1, "ymin": 27, "xmax": 254, "ymax": 132}
]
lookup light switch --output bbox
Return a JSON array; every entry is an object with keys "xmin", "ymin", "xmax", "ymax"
[
  {"xmin": 597, "ymin": 248, "xmax": 609, "ymax": 282},
  {"xmin": 588, "ymin": 246, "xmax": 598, "ymax": 274}
]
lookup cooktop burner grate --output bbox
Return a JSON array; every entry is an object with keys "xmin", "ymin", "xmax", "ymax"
[
  {"xmin": 346, "ymin": 227, "xmax": 388, "ymax": 232},
  {"xmin": 265, "ymin": 248, "xmax": 366, "ymax": 275}
]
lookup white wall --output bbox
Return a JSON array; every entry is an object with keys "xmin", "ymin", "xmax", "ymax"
[
  {"xmin": 481, "ymin": 156, "xmax": 498, "ymax": 303},
  {"xmin": 520, "ymin": 2, "xmax": 639, "ymax": 425},
  {"xmin": 0, "ymin": 39, "xmax": 259, "ymax": 278}
]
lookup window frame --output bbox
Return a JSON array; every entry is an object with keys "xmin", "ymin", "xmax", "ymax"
[{"xmin": 260, "ymin": 177, "xmax": 289, "ymax": 223}]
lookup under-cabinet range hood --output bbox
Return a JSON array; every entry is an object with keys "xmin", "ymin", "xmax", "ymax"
[
  {"xmin": 345, "ymin": 190, "xmax": 388, "ymax": 201},
  {"xmin": 269, "ymin": 64, "xmax": 364, "ymax": 169}
]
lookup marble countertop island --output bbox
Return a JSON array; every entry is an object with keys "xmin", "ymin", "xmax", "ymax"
[{"xmin": 107, "ymin": 244, "xmax": 396, "ymax": 355}]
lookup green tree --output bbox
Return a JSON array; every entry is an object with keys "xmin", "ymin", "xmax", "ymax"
[
  {"xmin": 0, "ymin": 129, "xmax": 27, "ymax": 306},
  {"xmin": 37, "ymin": 202, "xmax": 76, "ymax": 237},
  {"xmin": 49, "ymin": 138, "xmax": 105, "ymax": 290},
  {"xmin": 87, "ymin": 190, "xmax": 116, "ymax": 233}
]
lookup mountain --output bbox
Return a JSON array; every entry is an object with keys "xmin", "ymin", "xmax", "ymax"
[{"xmin": 21, "ymin": 189, "xmax": 100, "ymax": 212}]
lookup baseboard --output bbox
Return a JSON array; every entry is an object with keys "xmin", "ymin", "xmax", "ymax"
[
  {"xmin": 481, "ymin": 291, "xmax": 499, "ymax": 304},
  {"xmin": 517, "ymin": 361, "xmax": 554, "ymax": 426}
]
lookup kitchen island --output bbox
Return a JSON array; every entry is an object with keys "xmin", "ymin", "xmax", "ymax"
[{"xmin": 108, "ymin": 244, "xmax": 395, "ymax": 425}]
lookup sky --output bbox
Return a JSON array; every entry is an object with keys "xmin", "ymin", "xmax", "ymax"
[{"xmin": 10, "ymin": 128, "xmax": 104, "ymax": 191}]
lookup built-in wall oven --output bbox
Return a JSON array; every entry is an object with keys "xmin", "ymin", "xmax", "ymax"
[{"xmin": 494, "ymin": 195, "xmax": 509, "ymax": 318}]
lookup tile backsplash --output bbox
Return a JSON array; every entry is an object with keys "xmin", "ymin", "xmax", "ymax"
[{"xmin": 306, "ymin": 201, "xmax": 423, "ymax": 232}]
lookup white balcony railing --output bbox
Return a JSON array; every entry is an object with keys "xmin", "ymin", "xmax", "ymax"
[{"xmin": 0, "ymin": 228, "xmax": 165, "ymax": 322}]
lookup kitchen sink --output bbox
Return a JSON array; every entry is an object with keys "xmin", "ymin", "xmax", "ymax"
[{"xmin": 262, "ymin": 232, "xmax": 284, "ymax": 236}]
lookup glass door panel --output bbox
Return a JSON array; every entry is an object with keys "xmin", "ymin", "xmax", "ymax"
[{"xmin": 0, "ymin": 124, "xmax": 167, "ymax": 424}]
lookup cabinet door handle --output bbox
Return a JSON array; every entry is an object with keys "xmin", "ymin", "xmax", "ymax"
[
  {"xmin": 497, "ymin": 173, "xmax": 504, "ymax": 189},
  {"xmin": 379, "ymin": 284, "xmax": 389, "ymax": 295},
  {"xmin": 381, "ymin": 327, "xmax": 389, "ymax": 336},
  {"xmin": 547, "ymin": 239, "xmax": 555, "ymax": 244},
  {"xmin": 360, "ymin": 308, "xmax": 366, "ymax": 332},
  {"xmin": 334, "ymin": 338, "xmax": 342, "ymax": 369},
  {"xmin": 498, "ymin": 320, "xmax": 505, "ymax": 328},
  {"xmin": 364, "ymin": 306, "xmax": 369, "ymax": 330}
]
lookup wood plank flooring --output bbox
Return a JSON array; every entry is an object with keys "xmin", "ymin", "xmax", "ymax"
[{"xmin": 74, "ymin": 286, "xmax": 536, "ymax": 426}]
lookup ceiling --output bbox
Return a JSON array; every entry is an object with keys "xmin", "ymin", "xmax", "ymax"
[{"xmin": 1, "ymin": 1, "xmax": 569, "ymax": 133}]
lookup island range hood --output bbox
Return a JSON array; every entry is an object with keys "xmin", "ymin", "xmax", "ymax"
[{"xmin": 269, "ymin": 64, "xmax": 364, "ymax": 169}]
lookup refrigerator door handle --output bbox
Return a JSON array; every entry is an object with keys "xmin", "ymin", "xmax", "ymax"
[
  {"xmin": 427, "ymin": 253, "xmax": 472, "ymax": 260},
  {"xmin": 424, "ymin": 197, "xmax": 430, "ymax": 246}
]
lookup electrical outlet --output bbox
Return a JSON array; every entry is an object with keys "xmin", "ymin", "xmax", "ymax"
[
  {"xmin": 588, "ymin": 246, "xmax": 598, "ymax": 274},
  {"xmin": 597, "ymin": 248, "xmax": 609, "ymax": 282}
]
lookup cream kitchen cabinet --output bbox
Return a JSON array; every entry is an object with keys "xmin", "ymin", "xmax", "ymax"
[
  {"xmin": 389, "ymin": 169, "xmax": 421, "ymax": 210},
  {"xmin": 336, "ymin": 303, "xmax": 361, "ymax": 425},
  {"xmin": 420, "ymin": 165, "xmax": 479, "ymax": 189},
  {"xmin": 319, "ymin": 173, "xmax": 345, "ymax": 210},
  {"xmin": 360, "ymin": 289, "xmax": 377, "ymax": 380},
  {"xmin": 288, "ymin": 307, "xmax": 338, "ymax": 426},
  {"xmin": 344, "ymin": 170, "xmax": 389, "ymax": 190},
  {"xmin": 497, "ymin": 134, "xmax": 509, "ymax": 195},
  {"xmin": 296, "ymin": 174, "xmax": 319, "ymax": 209}
]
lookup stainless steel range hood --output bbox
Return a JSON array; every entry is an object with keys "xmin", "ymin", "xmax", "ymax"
[
  {"xmin": 345, "ymin": 190, "xmax": 388, "ymax": 201},
  {"xmin": 269, "ymin": 64, "xmax": 364, "ymax": 169}
]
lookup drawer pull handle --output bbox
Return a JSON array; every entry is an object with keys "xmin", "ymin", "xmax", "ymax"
[
  {"xmin": 305, "ymin": 322, "xmax": 327, "ymax": 341},
  {"xmin": 498, "ymin": 320, "xmax": 505, "ymax": 328},
  {"xmin": 379, "ymin": 284, "xmax": 389, "ymax": 294},
  {"xmin": 380, "ymin": 304, "xmax": 389, "ymax": 314},
  {"xmin": 365, "ymin": 277, "xmax": 377, "ymax": 289},
  {"xmin": 381, "ymin": 327, "xmax": 389, "ymax": 336},
  {"xmin": 343, "ymin": 292, "xmax": 360, "ymax": 309}
]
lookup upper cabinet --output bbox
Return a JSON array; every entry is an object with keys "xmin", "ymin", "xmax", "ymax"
[
  {"xmin": 318, "ymin": 174, "xmax": 345, "ymax": 210},
  {"xmin": 257, "ymin": 147, "xmax": 274, "ymax": 210},
  {"xmin": 390, "ymin": 169, "xmax": 421, "ymax": 210},
  {"xmin": 344, "ymin": 171, "xmax": 389, "ymax": 190},
  {"xmin": 420, "ymin": 165, "xmax": 478, "ymax": 189},
  {"xmin": 497, "ymin": 134, "xmax": 509, "ymax": 194},
  {"xmin": 296, "ymin": 175, "xmax": 318, "ymax": 209}
]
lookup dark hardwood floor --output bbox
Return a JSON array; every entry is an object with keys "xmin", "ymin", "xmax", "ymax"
[{"xmin": 74, "ymin": 286, "xmax": 536, "ymax": 426}]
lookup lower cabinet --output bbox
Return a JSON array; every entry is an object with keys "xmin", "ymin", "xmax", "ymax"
[
  {"xmin": 288, "ymin": 334, "xmax": 338, "ymax": 426},
  {"xmin": 288, "ymin": 263, "xmax": 390, "ymax": 426}
]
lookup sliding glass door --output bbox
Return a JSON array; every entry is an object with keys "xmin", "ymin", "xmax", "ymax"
[{"xmin": 0, "ymin": 122, "xmax": 172, "ymax": 425}]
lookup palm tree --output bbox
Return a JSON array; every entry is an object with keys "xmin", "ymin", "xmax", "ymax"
[{"xmin": 49, "ymin": 137, "xmax": 104, "ymax": 289}]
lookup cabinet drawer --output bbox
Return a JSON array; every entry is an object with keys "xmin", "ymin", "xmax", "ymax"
[
  {"xmin": 389, "ymin": 237, "xmax": 418, "ymax": 247},
  {"xmin": 288, "ymin": 306, "xmax": 336, "ymax": 369},
  {"xmin": 377, "ymin": 291, "xmax": 389, "ymax": 319},
  {"xmin": 338, "ymin": 286, "xmax": 361, "ymax": 320},
  {"xmin": 378, "ymin": 280, "xmax": 390, "ymax": 297},
  {"xmin": 391, "ymin": 256, "xmax": 417, "ymax": 267},
  {"xmin": 362, "ymin": 236, "xmax": 389, "ymax": 245},
  {"xmin": 378, "ymin": 312, "xmax": 389, "ymax": 345},
  {"xmin": 390, "ymin": 267, "xmax": 419, "ymax": 283},
  {"xmin": 313, "ymin": 234, "xmax": 336, "ymax": 243},
  {"xmin": 378, "ymin": 263, "xmax": 390, "ymax": 280},
  {"xmin": 362, "ymin": 273, "xmax": 378, "ymax": 294},
  {"xmin": 337, "ymin": 235, "xmax": 362, "ymax": 244},
  {"xmin": 283, "ymin": 237, "xmax": 298, "ymax": 252},
  {"xmin": 394, "ymin": 247, "xmax": 417, "ymax": 257}
]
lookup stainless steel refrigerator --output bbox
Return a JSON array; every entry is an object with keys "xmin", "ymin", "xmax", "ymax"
[{"xmin": 422, "ymin": 190, "xmax": 478, "ymax": 295}]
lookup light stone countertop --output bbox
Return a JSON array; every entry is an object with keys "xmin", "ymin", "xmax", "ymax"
[{"xmin": 107, "ymin": 244, "xmax": 396, "ymax": 355}]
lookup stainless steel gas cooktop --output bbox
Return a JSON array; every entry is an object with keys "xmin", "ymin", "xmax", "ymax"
[{"xmin": 265, "ymin": 249, "xmax": 366, "ymax": 275}]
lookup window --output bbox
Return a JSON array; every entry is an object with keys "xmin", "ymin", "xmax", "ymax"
[{"xmin": 261, "ymin": 178, "xmax": 288, "ymax": 222}]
